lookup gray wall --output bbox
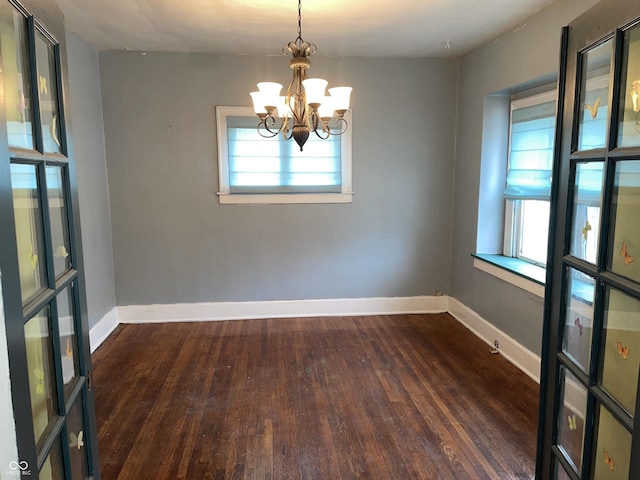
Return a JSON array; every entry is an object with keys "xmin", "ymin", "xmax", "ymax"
[
  {"xmin": 65, "ymin": 32, "xmax": 116, "ymax": 329},
  {"xmin": 450, "ymin": 0, "xmax": 599, "ymax": 354},
  {"xmin": 98, "ymin": 53, "xmax": 457, "ymax": 305}
]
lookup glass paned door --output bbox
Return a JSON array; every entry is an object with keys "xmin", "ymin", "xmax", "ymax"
[
  {"xmin": 0, "ymin": 1, "xmax": 99, "ymax": 479},
  {"xmin": 537, "ymin": 2, "xmax": 640, "ymax": 479}
]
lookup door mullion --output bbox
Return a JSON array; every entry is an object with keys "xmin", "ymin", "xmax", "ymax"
[{"xmin": 25, "ymin": 17, "xmax": 43, "ymax": 154}]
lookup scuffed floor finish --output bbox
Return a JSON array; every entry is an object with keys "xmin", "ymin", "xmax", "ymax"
[{"xmin": 93, "ymin": 313, "xmax": 538, "ymax": 479}]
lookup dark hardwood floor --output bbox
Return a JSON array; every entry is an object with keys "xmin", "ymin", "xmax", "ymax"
[{"xmin": 92, "ymin": 313, "xmax": 539, "ymax": 479}]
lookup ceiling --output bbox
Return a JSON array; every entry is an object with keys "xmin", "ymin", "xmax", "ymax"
[{"xmin": 53, "ymin": 0, "xmax": 558, "ymax": 58}]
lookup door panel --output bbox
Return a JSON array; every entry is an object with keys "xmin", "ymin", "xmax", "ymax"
[
  {"xmin": 537, "ymin": 1, "xmax": 640, "ymax": 479},
  {"xmin": 0, "ymin": 1, "xmax": 99, "ymax": 478}
]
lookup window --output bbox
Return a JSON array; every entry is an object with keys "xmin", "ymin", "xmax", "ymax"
[
  {"xmin": 216, "ymin": 106, "xmax": 352, "ymax": 204},
  {"xmin": 503, "ymin": 90, "xmax": 557, "ymax": 266}
]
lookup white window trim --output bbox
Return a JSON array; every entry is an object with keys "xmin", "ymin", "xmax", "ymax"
[{"xmin": 215, "ymin": 106, "xmax": 353, "ymax": 205}]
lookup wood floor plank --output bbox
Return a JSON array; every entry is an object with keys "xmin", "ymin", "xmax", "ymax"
[{"xmin": 92, "ymin": 313, "xmax": 538, "ymax": 479}]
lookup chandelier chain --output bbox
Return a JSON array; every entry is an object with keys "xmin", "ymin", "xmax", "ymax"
[{"xmin": 297, "ymin": 0, "xmax": 302, "ymax": 42}]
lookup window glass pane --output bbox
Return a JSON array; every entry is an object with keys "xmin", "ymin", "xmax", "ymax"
[
  {"xmin": 46, "ymin": 166, "xmax": 71, "ymax": 277},
  {"xmin": 600, "ymin": 288, "xmax": 640, "ymax": 414},
  {"xmin": 518, "ymin": 199, "xmax": 549, "ymax": 264},
  {"xmin": 556, "ymin": 367, "xmax": 587, "ymax": 474},
  {"xmin": 577, "ymin": 40, "xmax": 612, "ymax": 151},
  {"xmin": 35, "ymin": 31, "xmax": 62, "ymax": 153},
  {"xmin": 39, "ymin": 437, "xmax": 64, "ymax": 479},
  {"xmin": 563, "ymin": 268, "xmax": 594, "ymax": 372},
  {"xmin": 67, "ymin": 395, "xmax": 89, "ymax": 479},
  {"xmin": 25, "ymin": 306, "xmax": 57, "ymax": 449},
  {"xmin": 570, "ymin": 162, "xmax": 603, "ymax": 263},
  {"xmin": 11, "ymin": 163, "xmax": 47, "ymax": 304},
  {"xmin": 617, "ymin": 25, "xmax": 640, "ymax": 148},
  {"xmin": 505, "ymin": 93, "xmax": 556, "ymax": 200},
  {"xmin": 0, "ymin": 4, "xmax": 35, "ymax": 149},
  {"xmin": 57, "ymin": 285, "xmax": 79, "ymax": 400},
  {"xmin": 593, "ymin": 406, "xmax": 631, "ymax": 479},
  {"xmin": 609, "ymin": 160, "xmax": 640, "ymax": 283}
]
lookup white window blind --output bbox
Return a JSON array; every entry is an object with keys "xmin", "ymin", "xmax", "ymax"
[
  {"xmin": 504, "ymin": 91, "xmax": 557, "ymax": 200},
  {"xmin": 227, "ymin": 116, "xmax": 342, "ymax": 193}
]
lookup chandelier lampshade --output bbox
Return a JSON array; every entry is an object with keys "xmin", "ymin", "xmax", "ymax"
[{"xmin": 249, "ymin": 0, "xmax": 352, "ymax": 151}]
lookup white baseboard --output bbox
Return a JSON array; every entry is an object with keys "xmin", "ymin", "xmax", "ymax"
[
  {"xmin": 447, "ymin": 297, "xmax": 541, "ymax": 383},
  {"xmin": 92, "ymin": 296, "xmax": 543, "ymax": 386},
  {"xmin": 117, "ymin": 295, "xmax": 449, "ymax": 324},
  {"xmin": 89, "ymin": 307, "xmax": 119, "ymax": 353}
]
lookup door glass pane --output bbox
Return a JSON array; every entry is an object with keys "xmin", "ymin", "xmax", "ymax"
[
  {"xmin": 57, "ymin": 285, "xmax": 79, "ymax": 399},
  {"xmin": 563, "ymin": 268, "xmax": 594, "ymax": 371},
  {"xmin": 593, "ymin": 406, "xmax": 631, "ymax": 479},
  {"xmin": 0, "ymin": 4, "xmax": 35, "ymax": 150},
  {"xmin": 11, "ymin": 163, "xmax": 47, "ymax": 304},
  {"xmin": 556, "ymin": 367, "xmax": 587, "ymax": 474},
  {"xmin": 600, "ymin": 288, "xmax": 640, "ymax": 414},
  {"xmin": 47, "ymin": 166, "xmax": 71, "ymax": 276},
  {"xmin": 67, "ymin": 396, "xmax": 89, "ymax": 479},
  {"xmin": 555, "ymin": 463, "xmax": 572, "ymax": 480},
  {"xmin": 577, "ymin": 39, "xmax": 612, "ymax": 151},
  {"xmin": 554, "ymin": 461, "xmax": 571, "ymax": 480},
  {"xmin": 617, "ymin": 25, "xmax": 640, "ymax": 148},
  {"xmin": 609, "ymin": 160, "xmax": 640, "ymax": 283},
  {"xmin": 35, "ymin": 31, "xmax": 61, "ymax": 153},
  {"xmin": 39, "ymin": 437, "xmax": 64, "ymax": 480},
  {"xmin": 569, "ymin": 162, "xmax": 602, "ymax": 263},
  {"xmin": 24, "ymin": 306, "xmax": 57, "ymax": 448}
]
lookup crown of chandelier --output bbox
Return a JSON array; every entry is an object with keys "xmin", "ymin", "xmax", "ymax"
[{"xmin": 249, "ymin": 0, "xmax": 352, "ymax": 151}]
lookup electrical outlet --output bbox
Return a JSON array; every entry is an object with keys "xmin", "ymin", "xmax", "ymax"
[
  {"xmin": 494, "ymin": 340, "xmax": 500, "ymax": 350},
  {"xmin": 435, "ymin": 290, "xmax": 443, "ymax": 296}
]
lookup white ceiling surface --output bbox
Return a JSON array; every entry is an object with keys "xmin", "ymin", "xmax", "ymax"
[{"xmin": 53, "ymin": 0, "xmax": 558, "ymax": 58}]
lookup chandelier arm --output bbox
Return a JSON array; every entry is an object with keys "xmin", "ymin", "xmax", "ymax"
[
  {"xmin": 313, "ymin": 126, "xmax": 331, "ymax": 140},
  {"xmin": 257, "ymin": 116, "xmax": 284, "ymax": 138},
  {"xmin": 256, "ymin": 124, "xmax": 281, "ymax": 139},
  {"xmin": 282, "ymin": 128, "xmax": 294, "ymax": 140},
  {"xmin": 331, "ymin": 116, "xmax": 349, "ymax": 136}
]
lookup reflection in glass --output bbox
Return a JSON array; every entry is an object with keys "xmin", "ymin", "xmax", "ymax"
[
  {"xmin": 556, "ymin": 367, "xmax": 587, "ymax": 474},
  {"xmin": 618, "ymin": 25, "xmax": 640, "ymax": 148},
  {"xmin": 0, "ymin": 4, "xmax": 36, "ymax": 149},
  {"xmin": 39, "ymin": 437, "xmax": 64, "ymax": 480},
  {"xmin": 67, "ymin": 396, "xmax": 89, "ymax": 479},
  {"xmin": 563, "ymin": 268, "xmax": 594, "ymax": 371},
  {"xmin": 577, "ymin": 40, "xmax": 612, "ymax": 151},
  {"xmin": 600, "ymin": 288, "xmax": 640, "ymax": 414},
  {"xmin": 35, "ymin": 31, "xmax": 62, "ymax": 153},
  {"xmin": 24, "ymin": 307, "xmax": 57, "ymax": 449},
  {"xmin": 47, "ymin": 166, "xmax": 71, "ymax": 276},
  {"xmin": 555, "ymin": 462, "xmax": 572, "ymax": 480},
  {"xmin": 57, "ymin": 286, "xmax": 79, "ymax": 399},
  {"xmin": 609, "ymin": 160, "xmax": 640, "ymax": 283},
  {"xmin": 11, "ymin": 163, "xmax": 47, "ymax": 304},
  {"xmin": 593, "ymin": 406, "xmax": 631, "ymax": 479},
  {"xmin": 570, "ymin": 162, "xmax": 603, "ymax": 263}
]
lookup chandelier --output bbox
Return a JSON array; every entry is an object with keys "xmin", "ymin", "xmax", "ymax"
[{"xmin": 249, "ymin": 0, "xmax": 352, "ymax": 151}]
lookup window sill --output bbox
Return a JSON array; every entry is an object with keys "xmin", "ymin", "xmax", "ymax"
[
  {"xmin": 217, "ymin": 192, "xmax": 354, "ymax": 205},
  {"xmin": 472, "ymin": 253, "xmax": 545, "ymax": 298}
]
